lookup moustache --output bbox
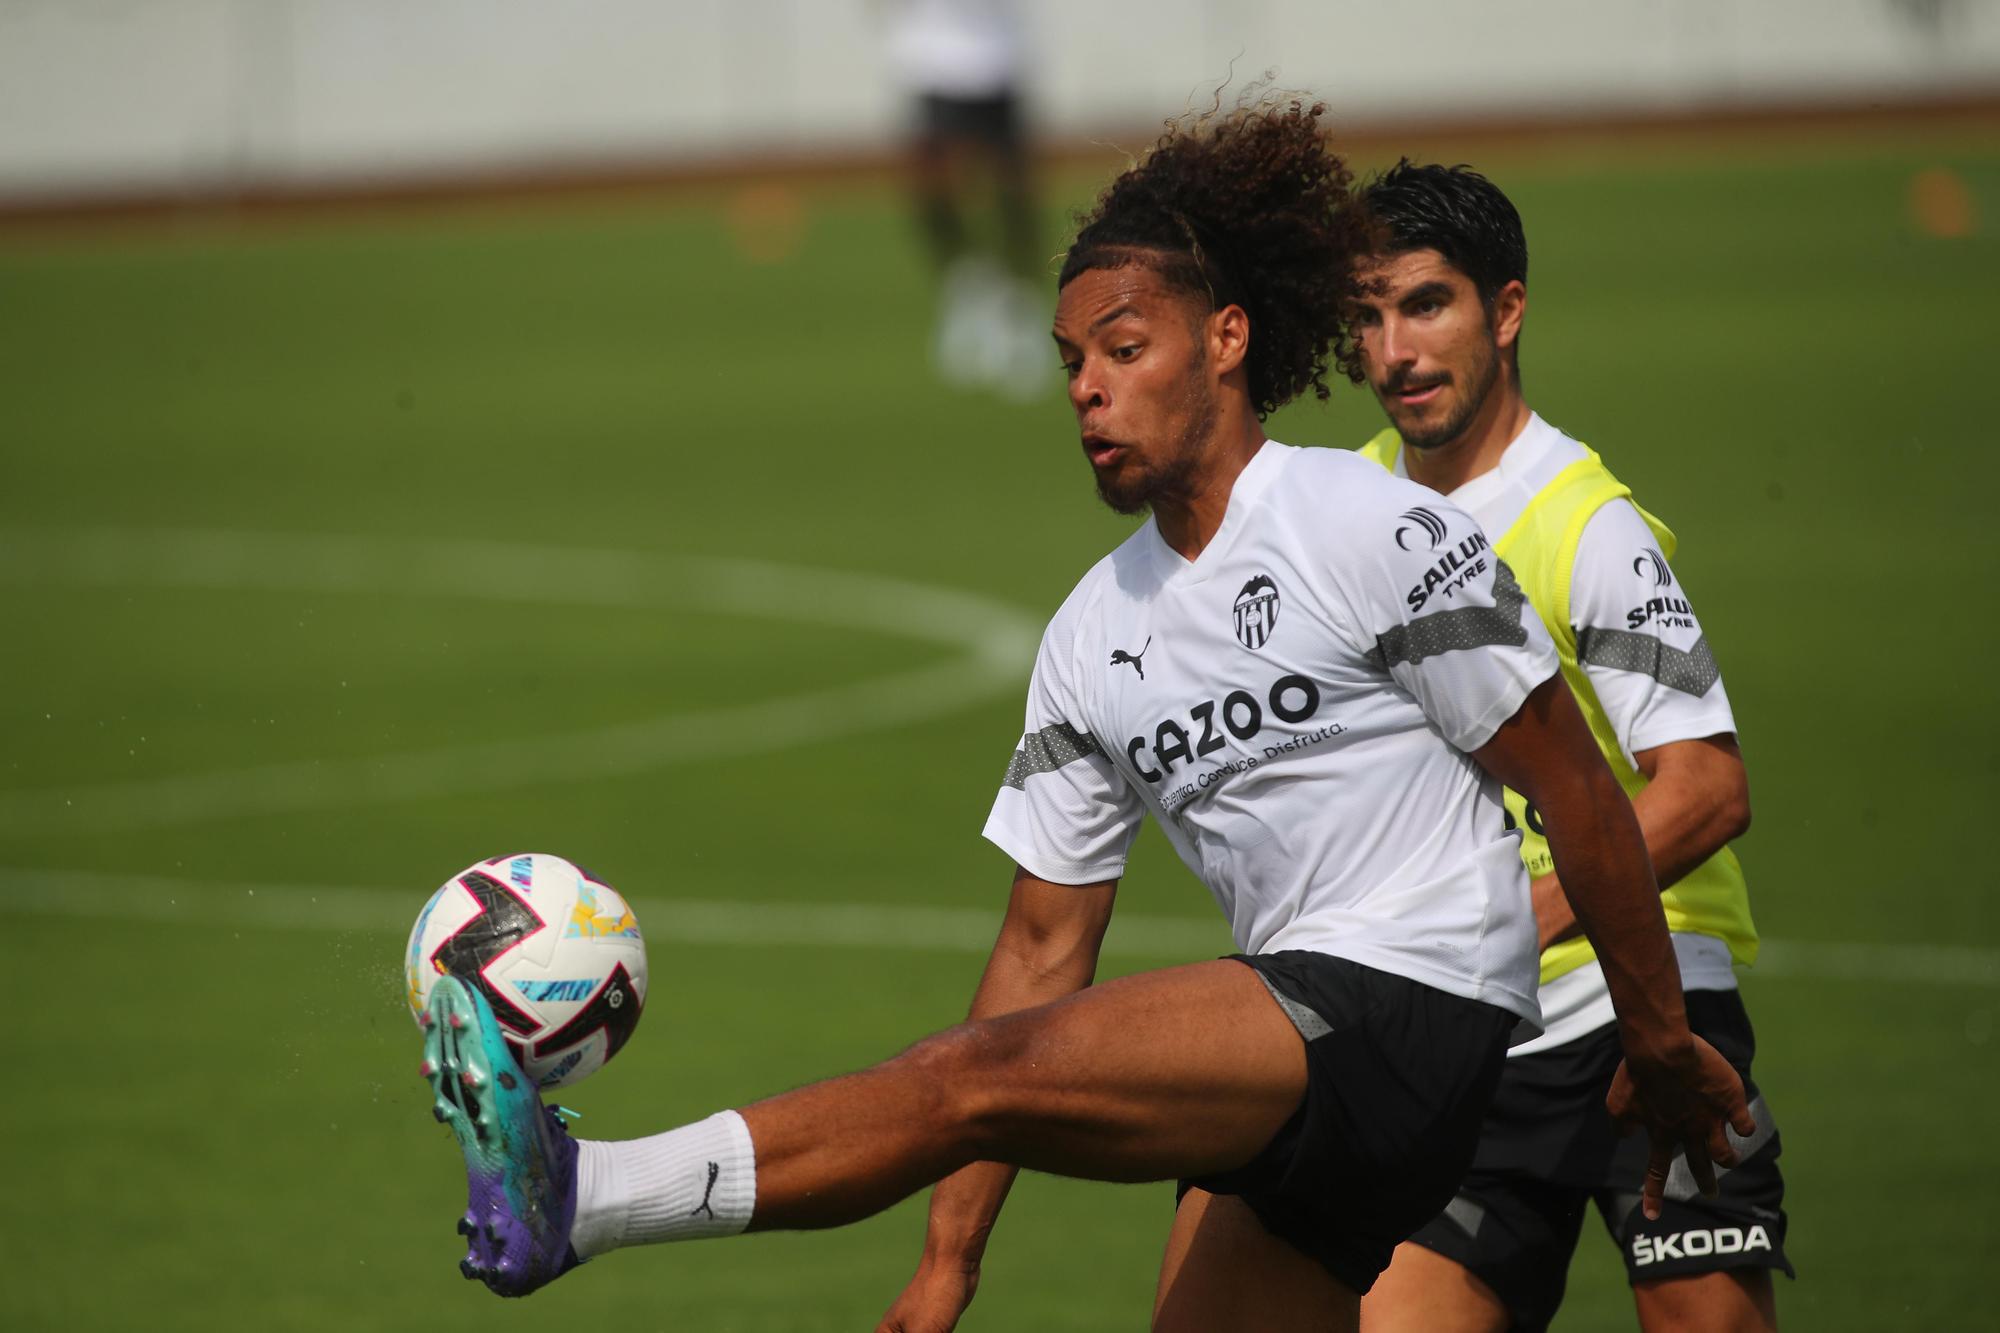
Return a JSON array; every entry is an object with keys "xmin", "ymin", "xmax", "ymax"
[{"xmin": 1382, "ymin": 372, "xmax": 1451, "ymax": 396}]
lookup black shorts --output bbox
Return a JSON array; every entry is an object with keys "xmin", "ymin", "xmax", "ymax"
[
  {"xmin": 1180, "ymin": 952, "xmax": 1517, "ymax": 1297},
  {"xmin": 1407, "ymin": 988, "xmax": 1793, "ymax": 1332},
  {"xmin": 914, "ymin": 90, "xmax": 1023, "ymax": 150}
]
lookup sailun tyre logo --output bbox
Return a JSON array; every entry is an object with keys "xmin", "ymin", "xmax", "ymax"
[
  {"xmin": 1395, "ymin": 507, "xmax": 1449, "ymax": 551},
  {"xmin": 1633, "ymin": 547, "xmax": 1672, "ymax": 587},
  {"xmin": 1233, "ymin": 575, "xmax": 1280, "ymax": 650}
]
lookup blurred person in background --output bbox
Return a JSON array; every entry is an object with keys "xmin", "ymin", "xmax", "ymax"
[
  {"xmin": 882, "ymin": 0, "xmax": 1049, "ymax": 398},
  {"xmin": 1342, "ymin": 162, "xmax": 1791, "ymax": 1333}
]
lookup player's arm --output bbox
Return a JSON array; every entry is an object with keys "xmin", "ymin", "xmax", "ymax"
[
  {"xmin": 902, "ymin": 585, "xmax": 1136, "ymax": 1328},
  {"xmin": 1471, "ymin": 678, "xmax": 1754, "ymax": 1217},
  {"xmin": 1474, "ymin": 680, "xmax": 1689, "ymax": 1051},
  {"xmin": 877, "ymin": 867, "xmax": 1116, "ymax": 1333},
  {"xmin": 1531, "ymin": 734, "xmax": 1751, "ymax": 949}
]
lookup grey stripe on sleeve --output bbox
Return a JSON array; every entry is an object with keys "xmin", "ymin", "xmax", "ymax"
[
  {"xmin": 1370, "ymin": 559, "xmax": 1531, "ymax": 671},
  {"xmin": 1577, "ymin": 627, "xmax": 1721, "ymax": 697},
  {"xmin": 1001, "ymin": 722, "xmax": 1104, "ymax": 791}
]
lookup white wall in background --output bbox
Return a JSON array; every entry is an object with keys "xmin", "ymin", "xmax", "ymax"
[{"xmin": 1, "ymin": 0, "xmax": 1995, "ymax": 199}]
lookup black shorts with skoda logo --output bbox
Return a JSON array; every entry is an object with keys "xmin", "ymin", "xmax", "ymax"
[
  {"xmin": 1406, "ymin": 986, "xmax": 1793, "ymax": 1331},
  {"xmin": 1180, "ymin": 951, "xmax": 1518, "ymax": 1297}
]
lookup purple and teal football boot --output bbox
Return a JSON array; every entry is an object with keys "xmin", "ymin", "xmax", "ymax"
[{"xmin": 420, "ymin": 974, "xmax": 583, "ymax": 1297}]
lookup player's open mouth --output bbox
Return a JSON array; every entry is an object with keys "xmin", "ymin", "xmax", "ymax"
[
  {"xmin": 1082, "ymin": 435, "xmax": 1126, "ymax": 467},
  {"xmin": 1392, "ymin": 381, "xmax": 1447, "ymax": 407}
]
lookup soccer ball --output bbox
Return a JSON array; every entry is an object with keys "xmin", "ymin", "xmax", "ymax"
[{"xmin": 405, "ymin": 853, "xmax": 648, "ymax": 1089}]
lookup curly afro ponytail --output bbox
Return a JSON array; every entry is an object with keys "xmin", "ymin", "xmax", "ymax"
[{"xmin": 1059, "ymin": 97, "xmax": 1363, "ymax": 420}]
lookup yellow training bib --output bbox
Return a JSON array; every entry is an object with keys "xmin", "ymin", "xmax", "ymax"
[{"xmin": 1358, "ymin": 429, "xmax": 1757, "ymax": 985}]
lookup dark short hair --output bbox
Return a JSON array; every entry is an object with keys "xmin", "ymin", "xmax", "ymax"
[
  {"xmin": 1058, "ymin": 98, "xmax": 1365, "ymax": 420},
  {"xmin": 1356, "ymin": 160, "xmax": 1527, "ymax": 301}
]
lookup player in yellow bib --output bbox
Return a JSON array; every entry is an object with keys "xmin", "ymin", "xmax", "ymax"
[{"xmin": 1344, "ymin": 164, "xmax": 1791, "ymax": 1333}]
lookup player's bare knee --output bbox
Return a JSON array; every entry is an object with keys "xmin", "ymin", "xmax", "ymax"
[
  {"xmin": 881, "ymin": 1020, "xmax": 1018, "ymax": 1152},
  {"xmin": 892, "ymin": 1013, "xmax": 1050, "ymax": 1155}
]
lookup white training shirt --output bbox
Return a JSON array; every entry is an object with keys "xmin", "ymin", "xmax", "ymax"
[
  {"xmin": 882, "ymin": 0, "xmax": 1024, "ymax": 98},
  {"xmin": 984, "ymin": 441, "xmax": 1559, "ymax": 1028},
  {"xmin": 1394, "ymin": 414, "xmax": 1741, "ymax": 1054}
]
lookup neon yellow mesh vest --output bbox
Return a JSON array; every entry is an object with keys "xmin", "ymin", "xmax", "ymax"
[{"xmin": 1359, "ymin": 429, "xmax": 1758, "ymax": 985}]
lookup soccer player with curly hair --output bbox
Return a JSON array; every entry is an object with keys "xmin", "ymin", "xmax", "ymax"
[{"xmin": 418, "ymin": 100, "xmax": 1755, "ymax": 1333}]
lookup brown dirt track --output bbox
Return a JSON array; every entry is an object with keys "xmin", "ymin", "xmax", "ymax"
[{"xmin": 2, "ymin": 91, "xmax": 1996, "ymax": 235}]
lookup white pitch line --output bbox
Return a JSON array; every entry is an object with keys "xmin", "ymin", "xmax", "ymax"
[
  {"xmin": 1748, "ymin": 938, "xmax": 2000, "ymax": 990},
  {"xmin": 0, "ymin": 528, "xmax": 1041, "ymax": 834},
  {"xmin": 0, "ymin": 869, "xmax": 1993, "ymax": 987},
  {"xmin": 0, "ymin": 868, "xmax": 1215, "ymax": 959}
]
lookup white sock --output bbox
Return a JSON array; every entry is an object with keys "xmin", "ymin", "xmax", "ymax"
[{"xmin": 570, "ymin": 1110, "xmax": 757, "ymax": 1258}]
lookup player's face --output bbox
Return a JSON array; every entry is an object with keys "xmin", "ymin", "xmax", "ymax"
[
  {"xmin": 1054, "ymin": 264, "xmax": 1220, "ymax": 515},
  {"xmin": 1348, "ymin": 249, "xmax": 1516, "ymax": 451}
]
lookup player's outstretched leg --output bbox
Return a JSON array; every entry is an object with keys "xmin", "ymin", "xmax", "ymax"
[{"xmin": 421, "ymin": 974, "xmax": 583, "ymax": 1297}]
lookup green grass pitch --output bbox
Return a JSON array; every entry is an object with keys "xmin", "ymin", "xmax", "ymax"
[{"xmin": 1, "ymin": 126, "xmax": 1996, "ymax": 1329}]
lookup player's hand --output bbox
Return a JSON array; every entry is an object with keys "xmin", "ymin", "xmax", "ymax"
[
  {"xmin": 1606, "ymin": 1033, "xmax": 1758, "ymax": 1221},
  {"xmin": 877, "ymin": 1255, "xmax": 981, "ymax": 1333}
]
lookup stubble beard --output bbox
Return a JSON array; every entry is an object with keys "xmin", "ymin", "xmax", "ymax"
[
  {"xmin": 1396, "ymin": 336, "xmax": 1501, "ymax": 453},
  {"xmin": 1094, "ymin": 377, "xmax": 1219, "ymax": 518}
]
